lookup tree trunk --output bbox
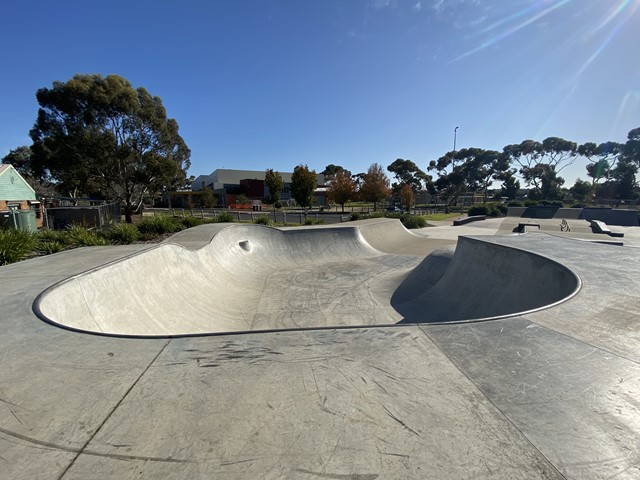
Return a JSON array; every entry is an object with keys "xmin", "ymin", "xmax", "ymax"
[{"xmin": 124, "ymin": 203, "xmax": 133, "ymax": 223}]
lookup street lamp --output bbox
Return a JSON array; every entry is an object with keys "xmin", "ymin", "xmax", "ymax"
[{"xmin": 453, "ymin": 126, "xmax": 459, "ymax": 152}]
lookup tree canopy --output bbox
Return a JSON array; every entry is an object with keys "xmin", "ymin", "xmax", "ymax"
[
  {"xmin": 387, "ymin": 159, "xmax": 432, "ymax": 193},
  {"xmin": 29, "ymin": 74, "xmax": 190, "ymax": 222},
  {"xmin": 428, "ymin": 148, "xmax": 502, "ymax": 205},
  {"xmin": 327, "ymin": 168, "xmax": 356, "ymax": 212},
  {"xmin": 264, "ymin": 169, "xmax": 284, "ymax": 205},
  {"xmin": 290, "ymin": 164, "xmax": 317, "ymax": 210},
  {"xmin": 359, "ymin": 163, "xmax": 390, "ymax": 210}
]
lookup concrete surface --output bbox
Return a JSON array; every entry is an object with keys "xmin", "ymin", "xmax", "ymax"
[
  {"xmin": 1, "ymin": 218, "xmax": 639, "ymax": 479},
  {"xmin": 35, "ymin": 220, "xmax": 578, "ymax": 336}
]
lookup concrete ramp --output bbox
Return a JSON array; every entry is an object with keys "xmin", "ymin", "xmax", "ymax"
[
  {"xmin": 393, "ymin": 236, "xmax": 580, "ymax": 323},
  {"xmin": 35, "ymin": 220, "xmax": 580, "ymax": 336}
]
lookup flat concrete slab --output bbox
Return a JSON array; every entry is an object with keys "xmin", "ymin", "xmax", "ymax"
[{"xmin": 1, "ymin": 218, "xmax": 639, "ymax": 479}]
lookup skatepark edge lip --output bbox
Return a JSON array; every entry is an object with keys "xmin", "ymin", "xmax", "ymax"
[{"xmin": 32, "ymin": 220, "xmax": 582, "ymax": 338}]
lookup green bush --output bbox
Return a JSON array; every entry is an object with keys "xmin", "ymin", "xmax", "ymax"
[
  {"xmin": 400, "ymin": 214, "xmax": 426, "ymax": 229},
  {"xmin": 468, "ymin": 204, "xmax": 490, "ymax": 216},
  {"xmin": 37, "ymin": 229, "xmax": 69, "ymax": 246},
  {"xmin": 137, "ymin": 215, "xmax": 183, "ymax": 236},
  {"xmin": 38, "ymin": 240, "xmax": 65, "ymax": 255},
  {"xmin": 103, "ymin": 222, "xmax": 140, "ymax": 244},
  {"xmin": 65, "ymin": 225, "xmax": 109, "ymax": 247},
  {"xmin": 468, "ymin": 203, "xmax": 505, "ymax": 217},
  {"xmin": 350, "ymin": 212, "xmax": 361, "ymax": 221},
  {"xmin": 181, "ymin": 216, "xmax": 206, "ymax": 229},
  {"xmin": 507, "ymin": 201, "xmax": 523, "ymax": 207},
  {"xmin": 0, "ymin": 228, "xmax": 37, "ymax": 265},
  {"xmin": 215, "ymin": 211, "xmax": 235, "ymax": 223},
  {"xmin": 304, "ymin": 218, "xmax": 324, "ymax": 225},
  {"xmin": 524, "ymin": 200, "xmax": 539, "ymax": 206},
  {"xmin": 253, "ymin": 215, "xmax": 272, "ymax": 226}
]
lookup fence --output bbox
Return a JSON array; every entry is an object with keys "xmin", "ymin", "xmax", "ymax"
[{"xmin": 46, "ymin": 203, "xmax": 121, "ymax": 229}]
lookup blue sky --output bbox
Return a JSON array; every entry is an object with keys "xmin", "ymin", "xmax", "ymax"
[{"xmin": 1, "ymin": 0, "xmax": 639, "ymax": 187}]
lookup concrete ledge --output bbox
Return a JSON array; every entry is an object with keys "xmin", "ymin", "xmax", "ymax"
[{"xmin": 453, "ymin": 215, "xmax": 486, "ymax": 226}]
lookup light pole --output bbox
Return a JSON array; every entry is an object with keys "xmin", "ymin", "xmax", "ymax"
[{"xmin": 453, "ymin": 126, "xmax": 459, "ymax": 152}]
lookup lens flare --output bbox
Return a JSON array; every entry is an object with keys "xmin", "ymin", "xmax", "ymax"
[{"xmin": 450, "ymin": 0, "xmax": 573, "ymax": 63}]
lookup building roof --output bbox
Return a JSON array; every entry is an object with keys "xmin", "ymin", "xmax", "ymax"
[{"xmin": 0, "ymin": 163, "xmax": 36, "ymax": 200}]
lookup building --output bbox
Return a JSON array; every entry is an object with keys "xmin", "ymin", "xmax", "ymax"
[
  {"xmin": 192, "ymin": 169, "xmax": 327, "ymax": 207},
  {"xmin": 0, "ymin": 164, "xmax": 44, "ymax": 229}
]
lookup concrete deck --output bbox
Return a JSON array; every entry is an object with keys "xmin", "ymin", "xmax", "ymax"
[{"xmin": 1, "ymin": 218, "xmax": 639, "ymax": 479}]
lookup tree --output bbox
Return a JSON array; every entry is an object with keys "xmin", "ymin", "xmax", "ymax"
[
  {"xmin": 200, "ymin": 187, "xmax": 217, "ymax": 208},
  {"xmin": 264, "ymin": 169, "xmax": 284, "ymax": 206},
  {"xmin": 327, "ymin": 168, "xmax": 356, "ymax": 212},
  {"xmin": 496, "ymin": 170, "xmax": 520, "ymax": 200},
  {"xmin": 387, "ymin": 159, "xmax": 432, "ymax": 193},
  {"xmin": 428, "ymin": 148, "xmax": 502, "ymax": 206},
  {"xmin": 29, "ymin": 74, "xmax": 191, "ymax": 222},
  {"xmin": 400, "ymin": 184, "xmax": 414, "ymax": 211},
  {"xmin": 504, "ymin": 137, "xmax": 577, "ymax": 200},
  {"xmin": 579, "ymin": 141, "xmax": 622, "ymax": 187},
  {"xmin": 569, "ymin": 179, "xmax": 592, "ymax": 203},
  {"xmin": 290, "ymin": 164, "xmax": 317, "ymax": 210},
  {"xmin": 359, "ymin": 163, "xmax": 390, "ymax": 211},
  {"xmin": 321, "ymin": 164, "xmax": 345, "ymax": 183}
]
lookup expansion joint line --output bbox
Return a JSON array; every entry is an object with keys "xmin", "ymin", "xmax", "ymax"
[
  {"xmin": 415, "ymin": 325, "xmax": 568, "ymax": 480},
  {"xmin": 56, "ymin": 339, "xmax": 171, "ymax": 480}
]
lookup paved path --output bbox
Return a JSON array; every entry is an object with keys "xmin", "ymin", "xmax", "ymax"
[{"xmin": 1, "ymin": 219, "xmax": 639, "ymax": 479}]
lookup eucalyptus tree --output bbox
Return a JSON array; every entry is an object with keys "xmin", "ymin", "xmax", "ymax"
[{"xmin": 30, "ymin": 74, "xmax": 190, "ymax": 222}]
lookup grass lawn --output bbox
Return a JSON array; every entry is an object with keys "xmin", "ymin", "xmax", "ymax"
[{"xmin": 421, "ymin": 212, "xmax": 460, "ymax": 221}]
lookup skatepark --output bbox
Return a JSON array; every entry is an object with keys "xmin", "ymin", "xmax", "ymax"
[{"xmin": 1, "ymin": 216, "xmax": 639, "ymax": 479}]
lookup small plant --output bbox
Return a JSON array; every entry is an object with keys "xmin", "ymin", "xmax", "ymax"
[
  {"xmin": 304, "ymin": 218, "xmax": 324, "ymax": 225},
  {"xmin": 216, "ymin": 211, "xmax": 235, "ymax": 223},
  {"xmin": 507, "ymin": 200, "xmax": 524, "ymax": 207},
  {"xmin": 350, "ymin": 212, "xmax": 361, "ymax": 221},
  {"xmin": 137, "ymin": 215, "xmax": 183, "ymax": 236},
  {"xmin": 181, "ymin": 216, "xmax": 206, "ymax": 229},
  {"xmin": 65, "ymin": 225, "xmax": 109, "ymax": 247},
  {"xmin": 0, "ymin": 228, "xmax": 37, "ymax": 265},
  {"xmin": 400, "ymin": 215, "xmax": 426, "ymax": 229},
  {"xmin": 103, "ymin": 223, "xmax": 140, "ymax": 244},
  {"xmin": 38, "ymin": 240, "xmax": 65, "ymax": 254},
  {"xmin": 253, "ymin": 215, "xmax": 272, "ymax": 226}
]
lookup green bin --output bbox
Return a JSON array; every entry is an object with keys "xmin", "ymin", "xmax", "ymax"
[{"xmin": 1, "ymin": 210, "xmax": 38, "ymax": 232}]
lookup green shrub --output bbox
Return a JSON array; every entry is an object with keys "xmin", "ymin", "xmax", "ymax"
[
  {"xmin": 37, "ymin": 229, "xmax": 69, "ymax": 246},
  {"xmin": 400, "ymin": 215, "xmax": 426, "ymax": 229},
  {"xmin": 181, "ymin": 216, "xmax": 206, "ymax": 229},
  {"xmin": 215, "ymin": 211, "xmax": 235, "ymax": 223},
  {"xmin": 304, "ymin": 218, "xmax": 324, "ymax": 225},
  {"xmin": 65, "ymin": 225, "xmax": 109, "ymax": 247},
  {"xmin": 507, "ymin": 201, "xmax": 523, "ymax": 207},
  {"xmin": 103, "ymin": 223, "xmax": 140, "ymax": 244},
  {"xmin": 137, "ymin": 215, "xmax": 183, "ymax": 236},
  {"xmin": 468, "ymin": 203, "xmax": 505, "ymax": 218},
  {"xmin": 274, "ymin": 202, "xmax": 282, "ymax": 209},
  {"xmin": 0, "ymin": 228, "xmax": 37, "ymax": 265},
  {"xmin": 350, "ymin": 212, "xmax": 361, "ymax": 221},
  {"xmin": 468, "ymin": 204, "xmax": 489, "ymax": 216},
  {"xmin": 253, "ymin": 215, "xmax": 272, "ymax": 226},
  {"xmin": 524, "ymin": 200, "xmax": 539, "ymax": 206},
  {"xmin": 38, "ymin": 241, "xmax": 65, "ymax": 254}
]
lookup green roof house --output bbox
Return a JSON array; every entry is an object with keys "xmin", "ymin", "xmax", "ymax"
[{"xmin": 0, "ymin": 164, "xmax": 44, "ymax": 229}]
